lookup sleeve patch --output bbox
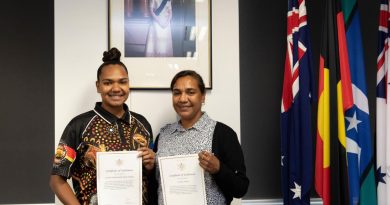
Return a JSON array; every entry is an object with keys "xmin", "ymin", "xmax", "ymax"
[{"xmin": 54, "ymin": 143, "xmax": 76, "ymax": 164}]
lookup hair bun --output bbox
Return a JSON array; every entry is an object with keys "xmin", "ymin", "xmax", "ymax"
[{"xmin": 102, "ymin": 47, "xmax": 121, "ymax": 62}]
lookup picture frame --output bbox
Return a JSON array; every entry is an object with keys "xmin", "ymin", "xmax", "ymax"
[{"xmin": 108, "ymin": 0, "xmax": 212, "ymax": 90}]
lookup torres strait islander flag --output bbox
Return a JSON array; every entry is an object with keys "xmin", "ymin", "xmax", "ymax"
[
  {"xmin": 281, "ymin": 0, "xmax": 315, "ymax": 204},
  {"xmin": 315, "ymin": 0, "xmax": 377, "ymax": 205},
  {"xmin": 377, "ymin": 0, "xmax": 390, "ymax": 204},
  {"xmin": 342, "ymin": 0, "xmax": 378, "ymax": 204}
]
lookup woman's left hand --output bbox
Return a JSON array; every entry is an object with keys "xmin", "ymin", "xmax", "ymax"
[
  {"xmin": 138, "ymin": 147, "xmax": 155, "ymax": 171},
  {"xmin": 198, "ymin": 151, "xmax": 220, "ymax": 174}
]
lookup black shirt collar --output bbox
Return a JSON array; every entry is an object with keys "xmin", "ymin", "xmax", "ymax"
[{"xmin": 94, "ymin": 102, "xmax": 130, "ymax": 124}]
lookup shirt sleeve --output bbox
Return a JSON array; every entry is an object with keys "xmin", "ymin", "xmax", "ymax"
[
  {"xmin": 131, "ymin": 111, "xmax": 154, "ymax": 148},
  {"xmin": 212, "ymin": 122, "xmax": 249, "ymax": 199},
  {"xmin": 51, "ymin": 119, "xmax": 80, "ymax": 178}
]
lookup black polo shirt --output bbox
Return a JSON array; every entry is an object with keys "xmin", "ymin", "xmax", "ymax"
[{"xmin": 52, "ymin": 102, "xmax": 154, "ymax": 205}]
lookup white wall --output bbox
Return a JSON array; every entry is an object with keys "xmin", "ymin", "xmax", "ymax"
[{"xmin": 55, "ymin": 0, "xmax": 240, "ymax": 204}]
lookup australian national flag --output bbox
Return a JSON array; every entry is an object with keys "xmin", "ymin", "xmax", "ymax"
[
  {"xmin": 281, "ymin": 0, "xmax": 315, "ymax": 204},
  {"xmin": 377, "ymin": 0, "xmax": 390, "ymax": 204}
]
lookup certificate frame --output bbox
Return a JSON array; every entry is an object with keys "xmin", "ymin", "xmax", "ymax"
[
  {"xmin": 158, "ymin": 154, "xmax": 207, "ymax": 205},
  {"xmin": 96, "ymin": 151, "xmax": 142, "ymax": 205},
  {"xmin": 108, "ymin": 0, "xmax": 212, "ymax": 90}
]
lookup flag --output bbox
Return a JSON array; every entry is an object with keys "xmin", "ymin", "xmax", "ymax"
[
  {"xmin": 315, "ymin": 0, "xmax": 350, "ymax": 204},
  {"xmin": 315, "ymin": 0, "xmax": 378, "ymax": 205},
  {"xmin": 377, "ymin": 0, "xmax": 390, "ymax": 204},
  {"xmin": 342, "ymin": 0, "xmax": 377, "ymax": 204},
  {"xmin": 281, "ymin": 0, "xmax": 315, "ymax": 204}
]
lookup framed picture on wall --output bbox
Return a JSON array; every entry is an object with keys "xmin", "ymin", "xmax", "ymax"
[{"xmin": 108, "ymin": 0, "xmax": 212, "ymax": 90}]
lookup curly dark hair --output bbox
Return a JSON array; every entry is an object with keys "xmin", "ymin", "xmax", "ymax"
[{"xmin": 97, "ymin": 47, "xmax": 128, "ymax": 80}]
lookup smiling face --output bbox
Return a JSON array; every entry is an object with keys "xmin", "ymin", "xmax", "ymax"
[
  {"xmin": 172, "ymin": 76, "xmax": 205, "ymax": 128},
  {"xmin": 96, "ymin": 64, "xmax": 129, "ymax": 114}
]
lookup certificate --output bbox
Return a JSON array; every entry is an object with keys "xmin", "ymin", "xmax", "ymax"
[
  {"xmin": 158, "ymin": 154, "xmax": 206, "ymax": 205},
  {"xmin": 96, "ymin": 151, "xmax": 142, "ymax": 205}
]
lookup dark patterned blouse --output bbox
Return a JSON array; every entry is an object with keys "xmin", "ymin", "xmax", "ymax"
[{"xmin": 52, "ymin": 102, "xmax": 153, "ymax": 205}]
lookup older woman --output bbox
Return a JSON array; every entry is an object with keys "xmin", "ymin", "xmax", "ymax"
[{"xmin": 153, "ymin": 70, "xmax": 249, "ymax": 204}]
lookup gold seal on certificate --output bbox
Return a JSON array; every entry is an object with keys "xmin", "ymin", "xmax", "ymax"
[
  {"xmin": 96, "ymin": 151, "xmax": 142, "ymax": 205},
  {"xmin": 158, "ymin": 154, "xmax": 206, "ymax": 205}
]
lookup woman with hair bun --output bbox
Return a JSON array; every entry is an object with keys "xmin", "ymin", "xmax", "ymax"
[{"xmin": 50, "ymin": 48, "xmax": 156, "ymax": 205}]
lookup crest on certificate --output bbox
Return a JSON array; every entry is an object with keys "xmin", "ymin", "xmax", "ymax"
[
  {"xmin": 178, "ymin": 161, "xmax": 185, "ymax": 171},
  {"xmin": 116, "ymin": 158, "xmax": 123, "ymax": 166}
]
